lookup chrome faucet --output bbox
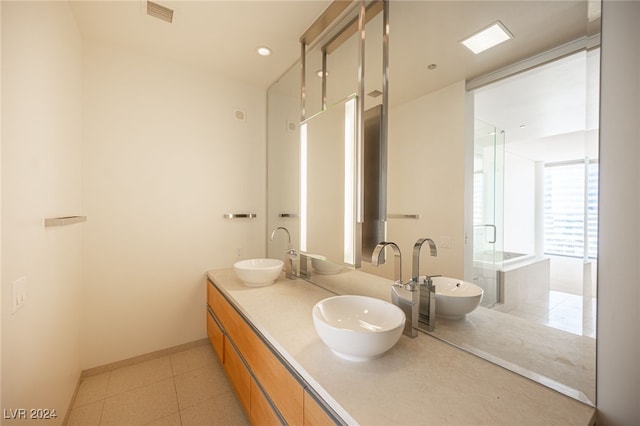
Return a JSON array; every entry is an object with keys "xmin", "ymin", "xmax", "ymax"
[
  {"xmin": 372, "ymin": 242, "xmax": 418, "ymax": 338},
  {"xmin": 270, "ymin": 227, "xmax": 297, "ymax": 279},
  {"xmin": 412, "ymin": 238, "xmax": 438, "ymax": 331}
]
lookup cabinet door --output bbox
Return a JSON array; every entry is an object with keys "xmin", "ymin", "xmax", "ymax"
[
  {"xmin": 206, "ymin": 310, "xmax": 224, "ymax": 362},
  {"xmin": 304, "ymin": 391, "xmax": 337, "ymax": 426},
  {"xmin": 250, "ymin": 378, "xmax": 283, "ymax": 426},
  {"xmin": 242, "ymin": 331, "xmax": 304, "ymax": 425},
  {"xmin": 208, "ymin": 279, "xmax": 303, "ymax": 425},
  {"xmin": 223, "ymin": 337, "xmax": 251, "ymax": 414}
]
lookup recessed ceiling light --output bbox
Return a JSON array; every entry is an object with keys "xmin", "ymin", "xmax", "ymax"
[
  {"xmin": 519, "ymin": 124, "xmax": 527, "ymax": 129},
  {"xmin": 427, "ymin": 63, "xmax": 437, "ymax": 70},
  {"xmin": 461, "ymin": 21, "xmax": 513, "ymax": 55},
  {"xmin": 256, "ymin": 46, "xmax": 272, "ymax": 56}
]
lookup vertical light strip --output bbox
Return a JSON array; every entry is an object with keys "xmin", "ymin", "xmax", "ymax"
[
  {"xmin": 344, "ymin": 98, "xmax": 356, "ymax": 264},
  {"xmin": 300, "ymin": 42, "xmax": 306, "ymax": 122},
  {"xmin": 355, "ymin": 0, "xmax": 365, "ymax": 223},
  {"xmin": 300, "ymin": 123, "xmax": 308, "ymax": 252}
]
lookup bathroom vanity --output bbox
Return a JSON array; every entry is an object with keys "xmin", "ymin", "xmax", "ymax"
[{"xmin": 206, "ymin": 268, "xmax": 595, "ymax": 425}]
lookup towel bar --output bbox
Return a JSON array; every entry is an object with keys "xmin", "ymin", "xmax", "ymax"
[{"xmin": 44, "ymin": 216, "xmax": 87, "ymax": 227}]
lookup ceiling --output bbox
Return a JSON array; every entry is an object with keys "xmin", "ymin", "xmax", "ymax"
[
  {"xmin": 475, "ymin": 48, "xmax": 600, "ymax": 162},
  {"xmin": 70, "ymin": 0, "xmax": 332, "ymax": 89},
  {"xmin": 70, "ymin": 1, "xmax": 599, "ymax": 93},
  {"xmin": 70, "ymin": 1, "xmax": 601, "ymax": 161}
]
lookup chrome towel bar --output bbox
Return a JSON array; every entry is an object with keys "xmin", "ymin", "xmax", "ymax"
[
  {"xmin": 387, "ymin": 214, "xmax": 420, "ymax": 219},
  {"xmin": 44, "ymin": 216, "xmax": 87, "ymax": 227},
  {"xmin": 223, "ymin": 213, "xmax": 257, "ymax": 219}
]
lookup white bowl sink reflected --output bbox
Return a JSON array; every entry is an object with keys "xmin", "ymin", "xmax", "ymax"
[
  {"xmin": 312, "ymin": 295, "xmax": 405, "ymax": 362},
  {"xmin": 431, "ymin": 276, "xmax": 484, "ymax": 319},
  {"xmin": 233, "ymin": 258, "xmax": 284, "ymax": 287},
  {"xmin": 309, "ymin": 255, "xmax": 343, "ymax": 275}
]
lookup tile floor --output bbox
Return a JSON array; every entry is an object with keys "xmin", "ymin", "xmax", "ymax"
[
  {"xmin": 507, "ymin": 290, "xmax": 597, "ymax": 338},
  {"xmin": 66, "ymin": 342, "xmax": 250, "ymax": 426}
]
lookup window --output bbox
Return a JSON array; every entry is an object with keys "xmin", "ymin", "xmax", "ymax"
[{"xmin": 543, "ymin": 160, "xmax": 598, "ymax": 258}]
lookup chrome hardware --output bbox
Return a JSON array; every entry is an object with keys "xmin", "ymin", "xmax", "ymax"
[
  {"xmin": 372, "ymin": 242, "xmax": 418, "ymax": 338},
  {"xmin": 223, "ymin": 213, "xmax": 257, "ymax": 219},
  {"xmin": 270, "ymin": 227, "xmax": 297, "ymax": 279},
  {"xmin": 412, "ymin": 238, "xmax": 438, "ymax": 332}
]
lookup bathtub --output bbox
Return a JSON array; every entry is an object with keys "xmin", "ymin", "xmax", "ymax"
[
  {"xmin": 475, "ymin": 250, "xmax": 532, "ymax": 265},
  {"xmin": 473, "ymin": 251, "xmax": 550, "ymax": 311}
]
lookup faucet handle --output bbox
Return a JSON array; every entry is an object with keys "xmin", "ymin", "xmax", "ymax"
[
  {"xmin": 402, "ymin": 280, "xmax": 419, "ymax": 291},
  {"xmin": 423, "ymin": 274, "xmax": 441, "ymax": 285}
]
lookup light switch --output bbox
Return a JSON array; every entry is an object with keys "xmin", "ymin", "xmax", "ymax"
[
  {"xmin": 12, "ymin": 276, "xmax": 27, "ymax": 314},
  {"xmin": 439, "ymin": 236, "xmax": 452, "ymax": 249}
]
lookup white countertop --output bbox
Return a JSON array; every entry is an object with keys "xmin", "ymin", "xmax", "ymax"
[{"xmin": 207, "ymin": 268, "xmax": 595, "ymax": 425}]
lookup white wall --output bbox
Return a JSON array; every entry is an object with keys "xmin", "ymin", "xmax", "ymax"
[
  {"xmin": 81, "ymin": 41, "xmax": 266, "ymax": 369},
  {"xmin": 1, "ymin": 0, "xmax": 4, "ymax": 408},
  {"xmin": 503, "ymin": 152, "xmax": 536, "ymax": 254},
  {"xmin": 1, "ymin": 1, "xmax": 83, "ymax": 422},
  {"xmin": 597, "ymin": 0, "xmax": 640, "ymax": 423},
  {"xmin": 266, "ymin": 75, "xmax": 300, "ymax": 259},
  {"xmin": 362, "ymin": 81, "xmax": 466, "ymax": 280}
]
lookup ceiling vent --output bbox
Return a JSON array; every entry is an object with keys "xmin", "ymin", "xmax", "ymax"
[
  {"xmin": 147, "ymin": 1, "xmax": 174, "ymax": 23},
  {"xmin": 367, "ymin": 90, "xmax": 383, "ymax": 98}
]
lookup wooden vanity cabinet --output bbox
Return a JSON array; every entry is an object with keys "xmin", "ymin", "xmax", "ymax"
[
  {"xmin": 206, "ymin": 309, "xmax": 223, "ymax": 361},
  {"xmin": 223, "ymin": 338, "xmax": 251, "ymax": 413},
  {"xmin": 250, "ymin": 379, "xmax": 282, "ymax": 426},
  {"xmin": 303, "ymin": 390, "xmax": 336, "ymax": 426},
  {"xmin": 207, "ymin": 278, "xmax": 334, "ymax": 425}
]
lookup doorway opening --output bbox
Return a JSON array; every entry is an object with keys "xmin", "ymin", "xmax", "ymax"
[{"xmin": 471, "ymin": 48, "xmax": 600, "ymax": 338}]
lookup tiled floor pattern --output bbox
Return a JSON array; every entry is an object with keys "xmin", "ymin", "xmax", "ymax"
[
  {"xmin": 507, "ymin": 290, "xmax": 597, "ymax": 338},
  {"xmin": 66, "ymin": 343, "xmax": 250, "ymax": 426}
]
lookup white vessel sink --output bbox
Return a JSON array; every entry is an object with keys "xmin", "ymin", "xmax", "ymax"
[
  {"xmin": 312, "ymin": 295, "xmax": 405, "ymax": 362},
  {"xmin": 233, "ymin": 258, "xmax": 283, "ymax": 287},
  {"xmin": 432, "ymin": 276, "xmax": 483, "ymax": 319}
]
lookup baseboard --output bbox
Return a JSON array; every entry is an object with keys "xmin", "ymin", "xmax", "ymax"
[
  {"xmin": 62, "ymin": 338, "xmax": 209, "ymax": 425},
  {"xmin": 80, "ymin": 338, "xmax": 209, "ymax": 378}
]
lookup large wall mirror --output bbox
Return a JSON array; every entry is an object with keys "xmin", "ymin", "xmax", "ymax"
[{"xmin": 267, "ymin": 0, "xmax": 600, "ymax": 406}]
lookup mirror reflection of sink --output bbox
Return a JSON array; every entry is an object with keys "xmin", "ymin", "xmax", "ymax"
[
  {"xmin": 312, "ymin": 295, "xmax": 405, "ymax": 362},
  {"xmin": 431, "ymin": 276, "xmax": 483, "ymax": 319},
  {"xmin": 233, "ymin": 258, "xmax": 284, "ymax": 287},
  {"xmin": 308, "ymin": 254, "xmax": 343, "ymax": 275}
]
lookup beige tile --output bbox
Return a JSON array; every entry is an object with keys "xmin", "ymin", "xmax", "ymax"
[
  {"xmin": 101, "ymin": 378, "xmax": 179, "ymax": 426},
  {"xmin": 174, "ymin": 363, "xmax": 231, "ymax": 410},
  {"xmin": 180, "ymin": 394, "xmax": 250, "ymax": 426},
  {"xmin": 74, "ymin": 373, "xmax": 110, "ymax": 408},
  {"xmin": 66, "ymin": 400, "xmax": 104, "ymax": 426},
  {"xmin": 143, "ymin": 412, "xmax": 181, "ymax": 426},
  {"xmin": 107, "ymin": 356, "xmax": 173, "ymax": 396},
  {"xmin": 170, "ymin": 343, "xmax": 217, "ymax": 376}
]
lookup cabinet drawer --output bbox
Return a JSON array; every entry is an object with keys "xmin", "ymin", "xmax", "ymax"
[
  {"xmin": 224, "ymin": 337, "xmax": 251, "ymax": 414},
  {"xmin": 206, "ymin": 310, "xmax": 224, "ymax": 362},
  {"xmin": 208, "ymin": 281, "xmax": 247, "ymax": 340},
  {"xmin": 304, "ymin": 390, "xmax": 337, "ymax": 426},
  {"xmin": 250, "ymin": 378, "xmax": 283, "ymax": 426},
  {"xmin": 207, "ymin": 280, "xmax": 225, "ymax": 314},
  {"xmin": 242, "ymin": 330, "xmax": 304, "ymax": 426},
  {"xmin": 208, "ymin": 279, "xmax": 304, "ymax": 425}
]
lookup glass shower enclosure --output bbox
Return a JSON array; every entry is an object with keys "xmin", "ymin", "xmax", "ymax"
[{"xmin": 472, "ymin": 120, "xmax": 505, "ymax": 307}]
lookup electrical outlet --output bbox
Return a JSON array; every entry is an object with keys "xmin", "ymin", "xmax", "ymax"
[
  {"xmin": 12, "ymin": 277, "xmax": 27, "ymax": 314},
  {"xmin": 236, "ymin": 247, "xmax": 244, "ymax": 259},
  {"xmin": 439, "ymin": 236, "xmax": 452, "ymax": 249}
]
